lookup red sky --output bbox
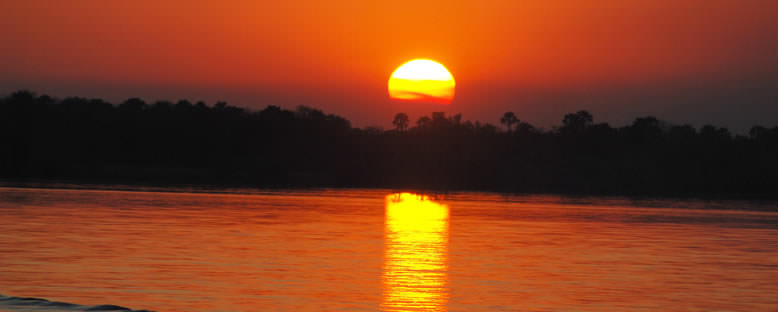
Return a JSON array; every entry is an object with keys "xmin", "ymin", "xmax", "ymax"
[{"xmin": 2, "ymin": 0, "xmax": 777, "ymax": 132}]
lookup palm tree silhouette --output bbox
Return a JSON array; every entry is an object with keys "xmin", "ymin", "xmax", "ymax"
[{"xmin": 500, "ymin": 112, "xmax": 518, "ymax": 132}]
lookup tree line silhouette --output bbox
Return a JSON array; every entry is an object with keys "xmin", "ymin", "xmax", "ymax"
[{"xmin": 2, "ymin": 90, "xmax": 777, "ymax": 197}]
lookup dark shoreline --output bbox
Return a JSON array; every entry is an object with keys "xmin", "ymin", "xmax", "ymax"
[{"xmin": 4, "ymin": 90, "xmax": 777, "ymax": 201}]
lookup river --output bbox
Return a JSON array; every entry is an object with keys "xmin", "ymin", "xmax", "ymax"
[{"xmin": 1, "ymin": 187, "xmax": 777, "ymax": 311}]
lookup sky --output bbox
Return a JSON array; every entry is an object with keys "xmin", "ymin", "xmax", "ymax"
[{"xmin": 2, "ymin": 0, "xmax": 777, "ymax": 133}]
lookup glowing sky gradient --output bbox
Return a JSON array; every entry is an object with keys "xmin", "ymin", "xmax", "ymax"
[{"xmin": 1, "ymin": 0, "xmax": 777, "ymax": 132}]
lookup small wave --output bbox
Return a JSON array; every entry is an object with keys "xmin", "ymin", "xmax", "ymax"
[{"xmin": 0, "ymin": 295, "xmax": 152, "ymax": 312}]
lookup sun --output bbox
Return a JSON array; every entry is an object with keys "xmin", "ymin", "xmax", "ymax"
[{"xmin": 388, "ymin": 59, "xmax": 455, "ymax": 104}]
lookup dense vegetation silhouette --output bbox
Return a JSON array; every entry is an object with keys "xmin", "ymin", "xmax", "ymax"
[{"xmin": 2, "ymin": 90, "xmax": 777, "ymax": 197}]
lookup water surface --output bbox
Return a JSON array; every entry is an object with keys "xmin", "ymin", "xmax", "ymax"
[{"xmin": 1, "ymin": 187, "xmax": 777, "ymax": 311}]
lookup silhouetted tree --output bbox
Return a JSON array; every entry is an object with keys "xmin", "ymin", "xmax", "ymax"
[
  {"xmin": 119, "ymin": 98, "xmax": 147, "ymax": 113},
  {"xmin": 700, "ymin": 124, "xmax": 732, "ymax": 142},
  {"xmin": 515, "ymin": 121, "xmax": 535, "ymax": 134},
  {"xmin": 500, "ymin": 112, "xmax": 519, "ymax": 132},
  {"xmin": 750, "ymin": 126, "xmax": 768, "ymax": 139},
  {"xmin": 451, "ymin": 113, "xmax": 463, "ymax": 124},
  {"xmin": 431, "ymin": 112, "xmax": 446, "ymax": 122},
  {"xmin": 627, "ymin": 116, "xmax": 664, "ymax": 143},
  {"xmin": 392, "ymin": 113, "xmax": 409, "ymax": 131},
  {"xmin": 416, "ymin": 116, "xmax": 431, "ymax": 128},
  {"xmin": 175, "ymin": 100, "xmax": 193, "ymax": 111},
  {"xmin": 560, "ymin": 110, "xmax": 593, "ymax": 135}
]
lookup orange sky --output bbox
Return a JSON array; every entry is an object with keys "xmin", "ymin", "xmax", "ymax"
[{"xmin": 2, "ymin": 0, "xmax": 777, "ymax": 132}]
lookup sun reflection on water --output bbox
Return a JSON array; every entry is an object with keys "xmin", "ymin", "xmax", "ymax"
[{"xmin": 382, "ymin": 193, "xmax": 450, "ymax": 312}]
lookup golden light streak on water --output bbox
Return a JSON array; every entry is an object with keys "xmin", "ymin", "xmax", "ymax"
[{"xmin": 382, "ymin": 193, "xmax": 449, "ymax": 312}]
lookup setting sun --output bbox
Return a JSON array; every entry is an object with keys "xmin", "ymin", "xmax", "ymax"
[{"xmin": 388, "ymin": 59, "xmax": 455, "ymax": 104}]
